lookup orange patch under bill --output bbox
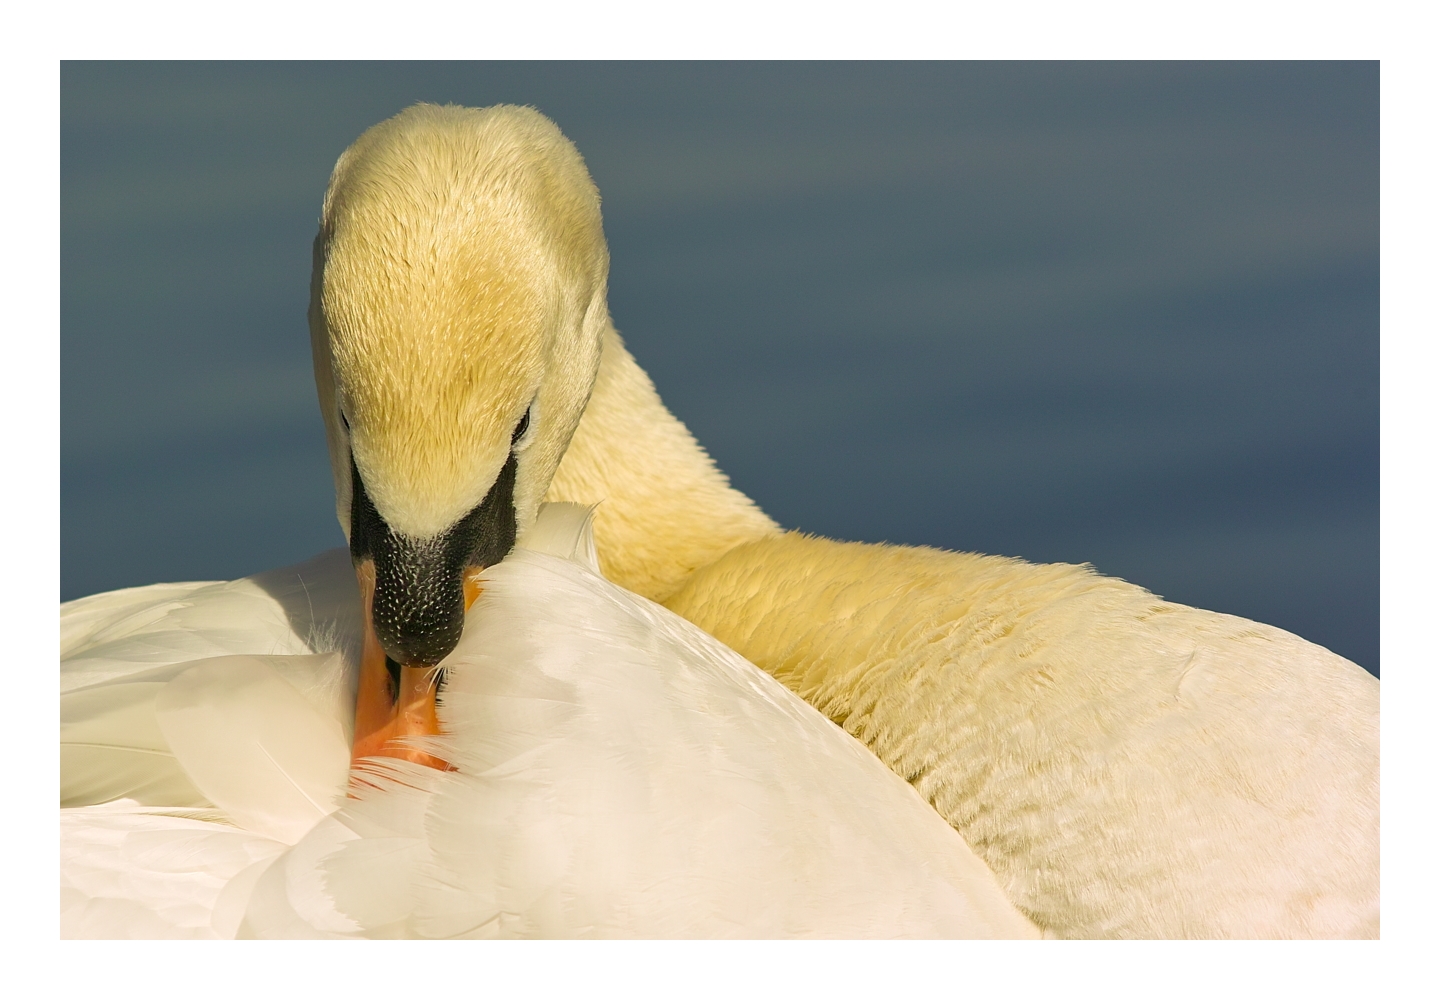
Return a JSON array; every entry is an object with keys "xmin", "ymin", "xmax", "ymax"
[{"xmin": 464, "ymin": 566, "xmax": 485, "ymax": 611}]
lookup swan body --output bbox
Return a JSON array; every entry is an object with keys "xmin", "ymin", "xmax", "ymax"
[{"xmin": 61, "ymin": 505, "xmax": 1039, "ymax": 939}]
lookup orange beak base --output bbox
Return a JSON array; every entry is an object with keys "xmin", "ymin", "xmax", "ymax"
[{"xmin": 349, "ymin": 561, "xmax": 483, "ymax": 775}]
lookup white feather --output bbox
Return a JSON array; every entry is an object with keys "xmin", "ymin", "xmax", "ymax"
[
  {"xmin": 60, "ymin": 801, "xmax": 286, "ymax": 939},
  {"xmin": 61, "ymin": 504, "xmax": 1039, "ymax": 939},
  {"xmin": 155, "ymin": 655, "xmax": 351, "ymax": 844}
]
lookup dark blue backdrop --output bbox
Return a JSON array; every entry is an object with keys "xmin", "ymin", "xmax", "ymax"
[{"xmin": 61, "ymin": 62, "xmax": 1379, "ymax": 675}]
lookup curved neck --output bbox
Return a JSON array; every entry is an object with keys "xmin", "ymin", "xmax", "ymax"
[{"xmin": 546, "ymin": 325, "xmax": 780, "ymax": 602}]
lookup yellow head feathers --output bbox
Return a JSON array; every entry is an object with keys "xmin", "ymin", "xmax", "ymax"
[{"xmin": 311, "ymin": 103, "xmax": 610, "ymax": 540}]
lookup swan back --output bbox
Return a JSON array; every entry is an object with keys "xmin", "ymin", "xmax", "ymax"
[{"xmin": 665, "ymin": 532, "xmax": 1381, "ymax": 938}]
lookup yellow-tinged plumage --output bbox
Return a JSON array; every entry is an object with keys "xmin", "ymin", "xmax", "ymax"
[
  {"xmin": 304, "ymin": 102, "xmax": 1378, "ymax": 938},
  {"xmin": 313, "ymin": 103, "xmax": 779, "ymax": 594},
  {"xmin": 313, "ymin": 103, "xmax": 611, "ymax": 540},
  {"xmin": 664, "ymin": 534, "xmax": 1378, "ymax": 937}
]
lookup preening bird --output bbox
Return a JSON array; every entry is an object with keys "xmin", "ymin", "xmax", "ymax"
[
  {"xmin": 61, "ymin": 504, "xmax": 1038, "ymax": 938},
  {"xmin": 61, "ymin": 102, "xmax": 1378, "ymax": 939}
]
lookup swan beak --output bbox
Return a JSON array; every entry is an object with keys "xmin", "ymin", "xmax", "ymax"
[{"xmin": 350, "ymin": 560, "xmax": 483, "ymax": 773}]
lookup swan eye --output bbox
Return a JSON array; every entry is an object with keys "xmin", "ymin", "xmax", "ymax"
[{"xmin": 511, "ymin": 405, "xmax": 533, "ymax": 447}]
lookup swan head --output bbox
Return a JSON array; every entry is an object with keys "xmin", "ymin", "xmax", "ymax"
[{"xmin": 309, "ymin": 104, "xmax": 610, "ymax": 765}]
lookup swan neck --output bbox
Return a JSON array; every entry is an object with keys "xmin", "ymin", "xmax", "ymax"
[{"xmin": 546, "ymin": 325, "xmax": 780, "ymax": 602}]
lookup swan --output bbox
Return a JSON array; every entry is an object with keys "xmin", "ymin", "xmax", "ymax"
[
  {"xmin": 63, "ymin": 101, "xmax": 1378, "ymax": 939},
  {"xmin": 299, "ymin": 103, "xmax": 1377, "ymax": 938},
  {"xmin": 62, "ymin": 503, "xmax": 1039, "ymax": 938}
]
